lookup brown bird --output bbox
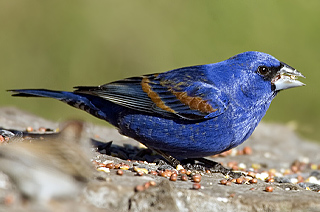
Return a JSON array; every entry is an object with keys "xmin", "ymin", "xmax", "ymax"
[{"xmin": 0, "ymin": 120, "xmax": 94, "ymax": 203}]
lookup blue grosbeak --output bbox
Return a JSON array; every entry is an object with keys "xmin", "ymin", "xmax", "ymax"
[{"xmin": 9, "ymin": 51, "xmax": 305, "ymax": 165}]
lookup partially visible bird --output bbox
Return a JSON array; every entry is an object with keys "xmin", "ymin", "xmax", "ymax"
[
  {"xmin": 0, "ymin": 121, "xmax": 94, "ymax": 202},
  {"xmin": 9, "ymin": 51, "xmax": 305, "ymax": 165}
]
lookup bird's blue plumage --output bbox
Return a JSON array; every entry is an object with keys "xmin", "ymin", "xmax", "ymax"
[{"xmin": 9, "ymin": 51, "xmax": 305, "ymax": 158}]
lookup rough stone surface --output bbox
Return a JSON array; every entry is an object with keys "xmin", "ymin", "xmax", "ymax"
[{"xmin": 0, "ymin": 107, "xmax": 320, "ymax": 212}]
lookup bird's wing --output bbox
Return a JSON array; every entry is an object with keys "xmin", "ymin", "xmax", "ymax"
[{"xmin": 74, "ymin": 67, "xmax": 229, "ymax": 120}]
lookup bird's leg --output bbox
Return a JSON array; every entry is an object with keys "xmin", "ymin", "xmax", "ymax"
[
  {"xmin": 195, "ymin": 157, "xmax": 242, "ymax": 178},
  {"xmin": 149, "ymin": 148, "xmax": 181, "ymax": 168}
]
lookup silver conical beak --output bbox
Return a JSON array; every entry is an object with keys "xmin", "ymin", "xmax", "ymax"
[{"xmin": 272, "ymin": 62, "xmax": 305, "ymax": 91}]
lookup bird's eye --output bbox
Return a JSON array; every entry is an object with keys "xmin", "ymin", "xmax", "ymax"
[{"xmin": 257, "ymin": 66, "xmax": 269, "ymax": 76}]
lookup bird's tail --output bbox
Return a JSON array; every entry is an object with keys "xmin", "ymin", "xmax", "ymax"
[
  {"xmin": 9, "ymin": 89, "xmax": 117, "ymax": 125},
  {"xmin": 10, "ymin": 89, "xmax": 71, "ymax": 99}
]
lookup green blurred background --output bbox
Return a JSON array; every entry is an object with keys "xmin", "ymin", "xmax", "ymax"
[{"xmin": 1, "ymin": 1, "xmax": 319, "ymax": 141}]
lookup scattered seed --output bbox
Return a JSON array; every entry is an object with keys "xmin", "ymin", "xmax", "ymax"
[
  {"xmin": 120, "ymin": 164, "xmax": 130, "ymax": 170},
  {"xmin": 236, "ymin": 178, "xmax": 243, "ymax": 184},
  {"xmin": 265, "ymin": 178, "xmax": 274, "ymax": 183},
  {"xmin": 232, "ymin": 165, "xmax": 239, "ymax": 171},
  {"xmin": 134, "ymin": 167, "xmax": 148, "ymax": 174},
  {"xmin": 135, "ymin": 185, "xmax": 145, "ymax": 192},
  {"xmin": 249, "ymin": 178, "xmax": 258, "ymax": 184},
  {"xmin": 165, "ymin": 169, "xmax": 173, "ymax": 177},
  {"xmin": 26, "ymin": 126, "xmax": 33, "ymax": 132},
  {"xmin": 176, "ymin": 164, "xmax": 184, "ymax": 170},
  {"xmin": 310, "ymin": 164, "xmax": 318, "ymax": 170},
  {"xmin": 220, "ymin": 179, "xmax": 228, "ymax": 185},
  {"xmin": 117, "ymin": 170, "xmax": 123, "ymax": 176},
  {"xmin": 282, "ymin": 169, "xmax": 291, "ymax": 175},
  {"xmin": 237, "ymin": 149, "xmax": 244, "ymax": 155},
  {"xmin": 251, "ymin": 163, "xmax": 261, "ymax": 170},
  {"xmin": 38, "ymin": 127, "xmax": 46, "ymax": 132},
  {"xmin": 247, "ymin": 171, "xmax": 256, "ymax": 178},
  {"xmin": 268, "ymin": 169, "xmax": 277, "ymax": 176},
  {"xmin": 297, "ymin": 175, "xmax": 304, "ymax": 183},
  {"xmin": 179, "ymin": 169, "xmax": 187, "ymax": 174},
  {"xmin": 0, "ymin": 135, "xmax": 5, "ymax": 143},
  {"xmin": 97, "ymin": 167, "xmax": 110, "ymax": 173},
  {"xmin": 136, "ymin": 171, "xmax": 144, "ymax": 176},
  {"xmin": 291, "ymin": 165, "xmax": 299, "ymax": 173},
  {"xmin": 229, "ymin": 193, "xmax": 235, "ymax": 198},
  {"xmin": 227, "ymin": 161, "xmax": 237, "ymax": 168},
  {"xmin": 193, "ymin": 183, "xmax": 201, "ymax": 190},
  {"xmin": 106, "ymin": 163, "xmax": 115, "ymax": 169},
  {"xmin": 149, "ymin": 181, "xmax": 156, "ymax": 186},
  {"xmin": 192, "ymin": 174, "xmax": 201, "ymax": 183},
  {"xmin": 144, "ymin": 182, "xmax": 150, "ymax": 189},
  {"xmin": 238, "ymin": 163, "xmax": 246, "ymax": 170},
  {"xmin": 98, "ymin": 163, "xmax": 106, "ymax": 167},
  {"xmin": 225, "ymin": 181, "xmax": 232, "ymax": 186},
  {"xmin": 149, "ymin": 170, "xmax": 158, "ymax": 176},
  {"xmin": 170, "ymin": 174, "xmax": 177, "ymax": 181},
  {"xmin": 243, "ymin": 146, "xmax": 252, "ymax": 155},
  {"xmin": 265, "ymin": 186, "xmax": 274, "ymax": 192},
  {"xmin": 4, "ymin": 194, "xmax": 14, "ymax": 206},
  {"xmin": 181, "ymin": 174, "xmax": 188, "ymax": 181},
  {"xmin": 186, "ymin": 170, "xmax": 192, "ymax": 176},
  {"xmin": 249, "ymin": 187, "xmax": 255, "ymax": 190},
  {"xmin": 114, "ymin": 164, "xmax": 121, "ymax": 169},
  {"xmin": 161, "ymin": 171, "xmax": 167, "ymax": 177}
]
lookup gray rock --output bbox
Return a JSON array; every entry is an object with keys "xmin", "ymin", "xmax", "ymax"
[{"xmin": 0, "ymin": 107, "xmax": 320, "ymax": 212}]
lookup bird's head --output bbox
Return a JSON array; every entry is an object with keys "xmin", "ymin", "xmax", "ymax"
[{"xmin": 228, "ymin": 51, "xmax": 305, "ymax": 105}]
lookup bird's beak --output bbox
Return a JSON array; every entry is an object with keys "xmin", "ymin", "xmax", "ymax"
[{"xmin": 272, "ymin": 62, "xmax": 305, "ymax": 91}]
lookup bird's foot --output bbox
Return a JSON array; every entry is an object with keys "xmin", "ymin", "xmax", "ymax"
[{"xmin": 194, "ymin": 158, "xmax": 243, "ymax": 178}]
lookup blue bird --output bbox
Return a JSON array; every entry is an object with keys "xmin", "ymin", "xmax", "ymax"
[{"xmin": 9, "ymin": 51, "xmax": 305, "ymax": 166}]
